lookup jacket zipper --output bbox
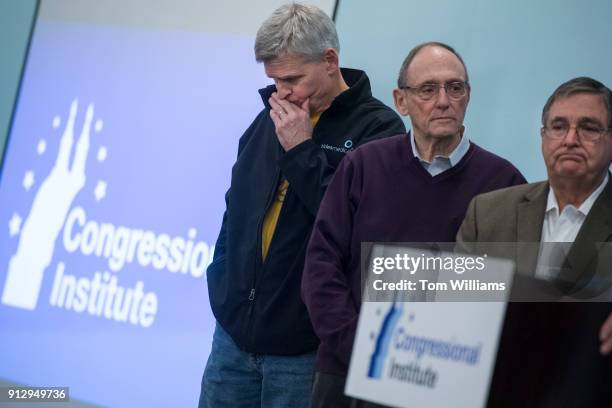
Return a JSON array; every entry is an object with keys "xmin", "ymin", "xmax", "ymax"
[
  {"xmin": 247, "ymin": 288, "xmax": 255, "ymax": 315},
  {"xmin": 245, "ymin": 166, "xmax": 281, "ymax": 344}
]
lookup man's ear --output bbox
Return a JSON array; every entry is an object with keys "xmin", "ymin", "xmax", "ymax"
[
  {"xmin": 393, "ymin": 88, "xmax": 410, "ymax": 116},
  {"xmin": 323, "ymin": 48, "xmax": 340, "ymax": 74},
  {"xmin": 465, "ymin": 83, "xmax": 471, "ymax": 104}
]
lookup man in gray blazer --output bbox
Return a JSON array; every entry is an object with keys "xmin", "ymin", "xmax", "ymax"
[{"xmin": 458, "ymin": 76, "xmax": 612, "ymax": 407}]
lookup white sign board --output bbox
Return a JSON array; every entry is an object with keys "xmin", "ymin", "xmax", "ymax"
[{"xmin": 346, "ymin": 255, "xmax": 514, "ymax": 408}]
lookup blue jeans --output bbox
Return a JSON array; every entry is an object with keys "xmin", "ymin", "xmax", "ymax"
[{"xmin": 199, "ymin": 323, "xmax": 316, "ymax": 408}]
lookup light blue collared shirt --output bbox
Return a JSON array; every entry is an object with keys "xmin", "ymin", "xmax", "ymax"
[{"xmin": 409, "ymin": 130, "xmax": 471, "ymax": 176}]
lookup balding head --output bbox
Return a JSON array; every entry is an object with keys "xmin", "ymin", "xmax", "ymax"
[{"xmin": 397, "ymin": 42, "xmax": 469, "ymax": 88}]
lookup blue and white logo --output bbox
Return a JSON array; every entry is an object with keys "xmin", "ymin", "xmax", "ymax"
[
  {"xmin": 368, "ymin": 302, "xmax": 405, "ymax": 379},
  {"xmin": 3, "ymin": 100, "xmax": 100, "ymax": 310}
]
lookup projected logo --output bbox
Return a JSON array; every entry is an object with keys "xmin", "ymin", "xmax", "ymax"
[
  {"xmin": 2, "ymin": 99, "xmax": 214, "ymax": 328},
  {"xmin": 2, "ymin": 100, "xmax": 99, "ymax": 310},
  {"xmin": 368, "ymin": 302, "xmax": 405, "ymax": 379}
]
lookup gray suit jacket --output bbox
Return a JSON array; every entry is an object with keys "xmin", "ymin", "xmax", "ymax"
[
  {"xmin": 456, "ymin": 180, "xmax": 612, "ymax": 408},
  {"xmin": 458, "ymin": 181, "xmax": 549, "ymax": 243},
  {"xmin": 459, "ymin": 180, "xmax": 612, "ymax": 294}
]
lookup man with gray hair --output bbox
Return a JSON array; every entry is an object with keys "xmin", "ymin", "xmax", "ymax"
[
  {"xmin": 200, "ymin": 3, "xmax": 404, "ymax": 407},
  {"xmin": 457, "ymin": 76, "xmax": 612, "ymax": 407}
]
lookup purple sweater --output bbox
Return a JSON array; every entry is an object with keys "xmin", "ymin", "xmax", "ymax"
[{"xmin": 302, "ymin": 133, "xmax": 526, "ymax": 375}]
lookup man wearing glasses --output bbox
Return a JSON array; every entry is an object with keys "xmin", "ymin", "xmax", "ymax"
[
  {"xmin": 457, "ymin": 76, "xmax": 612, "ymax": 407},
  {"xmin": 302, "ymin": 42, "xmax": 525, "ymax": 407}
]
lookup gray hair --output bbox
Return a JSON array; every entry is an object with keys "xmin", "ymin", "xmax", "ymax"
[
  {"xmin": 255, "ymin": 3, "xmax": 339, "ymax": 62},
  {"xmin": 542, "ymin": 76, "xmax": 612, "ymax": 128},
  {"xmin": 397, "ymin": 42, "xmax": 469, "ymax": 88}
]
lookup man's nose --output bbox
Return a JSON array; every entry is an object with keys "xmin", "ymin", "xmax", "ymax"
[
  {"xmin": 435, "ymin": 86, "xmax": 451, "ymax": 108},
  {"xmin": 563, "ymin": 125, "xmax": 580, "ymax": 147},
  {"xmin": 276, "ymin": 82, "xmax": 291, "ymax": 99}
]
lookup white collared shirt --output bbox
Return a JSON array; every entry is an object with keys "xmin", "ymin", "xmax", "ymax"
[
  {"xmin": 542, "ymin": 173, "xmax": 609, "ymax": 243},
  {"xmin": 535, "ymin": 173, "xmax": 609, "ymax": 280},
  {"xmin": 410, "ymin": 130, "xmax": 470, "ymax": 176}
]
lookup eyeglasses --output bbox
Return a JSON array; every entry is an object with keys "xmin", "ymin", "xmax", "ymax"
[
  {"xmin": 541, "ymin": 123, "xmax": 612, "ymax": 143},
  {"xmin": 399, "ymin": 81, "xmax": 468, "ymax": 100}
]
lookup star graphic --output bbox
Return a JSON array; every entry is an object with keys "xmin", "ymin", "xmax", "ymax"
[
  {"xmin": 97, "ymin": 146, "xmax": 108, "ymax": 163},
  {"xmin": 95, "ymin": 119, "xmax": 104, "ymax": 133},
  {"xmin": 9, "ymin": 213, "xmax": 22, "ymax": 237},
  {"xmin": 94, "ymin": 180, "xmax": 107, "ymax": 202},
  {"xmin": 22, "ymin": 170, "xmax": 35, "ymax": 191},
  {"xmin": 52, "ymin": 116, "xmax": 61, "ymax": 128},
  {"xmin": 37, "ymin": 139, "xmax": 47, "ymax": 155}
]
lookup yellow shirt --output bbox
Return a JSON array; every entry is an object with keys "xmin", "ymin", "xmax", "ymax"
[{"xmin": 261, "ymin": 113, "xmax": 322, "ymax": 260}]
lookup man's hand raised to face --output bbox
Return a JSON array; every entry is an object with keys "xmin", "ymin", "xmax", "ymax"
[
  {"xmin": 269, "ymin": 92, "xmax": 313, "ymax": 151},
  {"xmin": 600, "ymin": 312, "xmax": 612, "ymax": 355}
]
